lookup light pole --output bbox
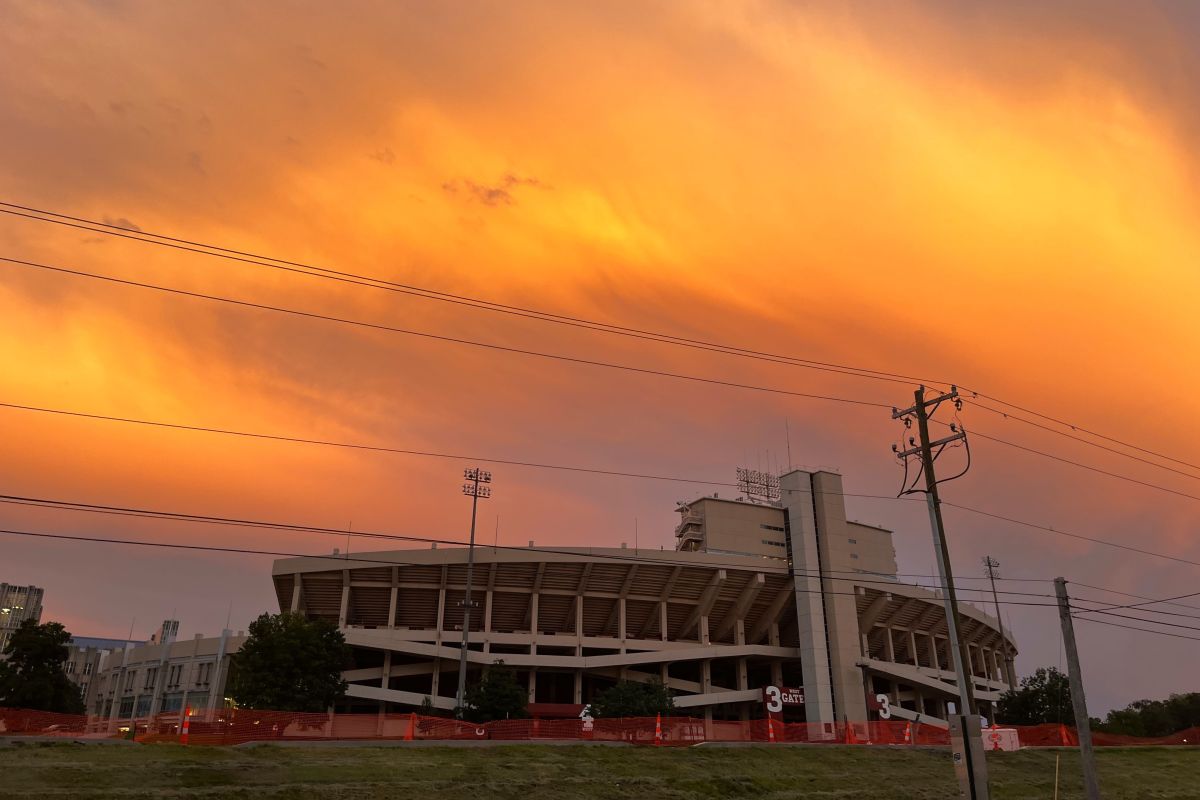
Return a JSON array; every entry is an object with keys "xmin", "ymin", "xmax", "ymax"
[
  {"xmin": 982, "ymin": 556, "xmax": 1015, "ymax": 692},
  {"xmin": 456, "ymin": 467, "xmax": 491, "ymax": 717}
]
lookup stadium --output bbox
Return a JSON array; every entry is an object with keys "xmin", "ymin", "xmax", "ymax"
[{"xmin": 272, "ymin": 468, "xmax": 1016, "ymax": 727}]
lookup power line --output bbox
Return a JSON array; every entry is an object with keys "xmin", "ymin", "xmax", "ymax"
[
  {"xmin": 966, "ymin": 429, "xmax": 1200, "ymax": 504},
  {"xmin": 1070, "ymin": 608, "xmax": 1200, "ymax": 633},
  {"xmin": 939, "ymin": 502, "xmax": 1200, "ymax": 570},
  {"xmin": 0, "ymin": 492, "xmax": 1058, "ymax": 594},
  {"xmin": 1070, "ymin": 588, "xmax": 1200, "ymax": 615},
  {"xmin": 967, "ymin": 388, "xmax": 1200, "ymax": 474},
  {"xmin": 0, "ymin": 255, "xmax": 891, "ymax": 410},
  {"xmin": 14, "ymin": 482, "xmax": 1200, "ymax": 622},
  {"xmin": 0, "ymin": 204, "xmax": 936, "ymax": 388},
  {"xmin": 6, "ymin": 201, "xmax": 1192, "ymax": 479},
  {"xmin": 0, "ymin": 526, "xmax": 1064, "ymax": 610},
  {"xmin": 5, "ymin": 397, "xmax": 1198, "ymax": 573},
  {"xmin": 1071, "ymin": 614, "xmax": 1200, "ymax": 643},
  {"xmin": 9, "ymin": 252, "xmax": 1199, "ymax": 511},
  {"xmin": 968, "ymin": 399, "xmax": 1200, "ymax": 483},
  {"xmin": 1068, "ymin": 581, "xmax": 1200, "ymax": 614},
  {"xmin": 0, "ymin": 399, "xmax": 897, "ymax": 492}
]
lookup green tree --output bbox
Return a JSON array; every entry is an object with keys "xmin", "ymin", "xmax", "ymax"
[
  {"xmin": 589, "ymin": 679, "xmax": 674, "ymax": 718},
  {"xmin": 227, "ymin": 612, "xmax": 349, "ymax": 712},
  {"xmin": 461, "ymin": 661, "xmax": 527, "ymax": 723},
  {"xmin": 1098, "ymin": 693, "xmax": 1200, "ymax": 737},
  {"xmin": 0, "ymin": 619, "xmax": 85, "ymax": 713},
  {"xmin": 998, "ymin": 667, "xmax": 1074, "ymax": 726}
]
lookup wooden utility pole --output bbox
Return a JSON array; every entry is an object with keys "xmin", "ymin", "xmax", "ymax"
[
  {"xmin": 896, "ymin": 386, "xmax": 976, "ymax": 714},
  {"xmin": 894, "ymin": 385, "xmax": 988, "ymax": 799},
  {"xmin": 1054, "ymin": 577, "xmax": 1102, "ymax": 800}
]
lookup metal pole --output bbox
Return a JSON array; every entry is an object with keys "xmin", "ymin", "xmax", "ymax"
[
  {"xmin": 983, "ymin": 557, "xmax": 1015, "ymax": 691},
  {"xmin": 913, "ymin": 387, "xmax": 977, "ymax": 716},
  {"xmin": 1053, "ymin": 577, "xmax": 1102, "ymax": 800},
  {"xmin": 455, "ymin": 473, "xmax": 480, "ymax": 716}
]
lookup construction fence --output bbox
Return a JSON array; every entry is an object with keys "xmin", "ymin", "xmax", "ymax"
[{"xmin": 1, "ymin": 707, "xmax": 1197, "ymax": 748}]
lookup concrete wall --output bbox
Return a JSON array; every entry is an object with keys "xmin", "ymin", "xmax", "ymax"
[{"xmin": 683, "ymin": 497, "xmax": 788, "ymax": 559}]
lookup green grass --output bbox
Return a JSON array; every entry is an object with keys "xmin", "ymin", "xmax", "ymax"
[{"xmin": 0, "ymin": 742, "xmax": 1196, "ymax": 799}]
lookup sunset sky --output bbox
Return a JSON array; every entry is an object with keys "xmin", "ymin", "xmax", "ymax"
[{"xmin": 1, "ymin": 1, "xmax": 1198, "ymax": 714}]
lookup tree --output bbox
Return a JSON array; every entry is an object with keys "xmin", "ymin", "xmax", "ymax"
[
  {"xmin": 1097, "ymin": 693, "xmax": 1200, "ymax": 737},
  {"xmin": 997, "ymin": 667, "xmax": 1074, "ymax": 726},
  {"xmin": 0, "ymin": 619, "xmax": 85, "ymax": 713},
  {"xmin": 589, "ymin": 679, "xmax": 674, "ymax": 718},
  {"xmin": 460, "ymin": 661, "xmax": 527, "ymax": 723},
  {"xmin": 227, "ymin": 612, "xmax": 349, "ymax": 712}
]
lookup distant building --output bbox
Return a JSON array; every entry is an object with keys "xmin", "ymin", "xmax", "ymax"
[
  {"xmin": 64, "ymin": 636, "xmax": 145, "ymax": 704},
  {"xmin": 0, "ymin": 583, "xmax": 44, "ymax": 653},
  {"xmin": 272, "ymin": 468, "xmax": 1017, "ymax": 727},
  {"xmin": 85, "ymin": 621, "xmax": 245, "ymax": 730}
]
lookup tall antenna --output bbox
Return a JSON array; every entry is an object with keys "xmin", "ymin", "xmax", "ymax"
[{"xmin": 785, "ymin": 419, "xmax": 793, "ymax": 472}]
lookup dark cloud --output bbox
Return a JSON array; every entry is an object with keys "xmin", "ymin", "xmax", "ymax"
[
  {"xmin": 442, "ymin": 173, "xmax": 547, "ymax": 206},
  {"xmin": 370, "ymin": 147, "xmax": 396, "ymax": 164},
  {"xmin": 101, "ymin": 215, "xmax": 142, "ymax": 232}
]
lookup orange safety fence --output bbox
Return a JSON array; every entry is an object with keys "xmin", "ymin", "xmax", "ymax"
[{"xmin": 2, "ymin": 707, "xmax": 1197, "ymax": 747}]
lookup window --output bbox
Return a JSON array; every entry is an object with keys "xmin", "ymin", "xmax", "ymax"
[
  {"xmin": 83, "ymin": 662, "xmax": 94, "ymax": 676},
  {"xmin": 759, "ymin": 523, "xmax": 786, "ymax": 532},
  {"xmin": 144, "ymin": 667, "xmax": 158, "ymax": 690},
  {"xmin": 123, "ymin": 671, "xmax": 136, "ymax": 692},
  {"xmin": 161, "ymin": 693, "xmax": 184, "ymax": 713},
  {"xmin": 196, "ymin": 662, "xmax": 213, "ymax": 686},
  {"xmin": 760, "ymin": 539, "xmax": 786, "ymax": 548},
  {"xmin": 848, "ymin": 538, "xmax": 857, "ymax": 544},
  {"xmin": 64, "ymin": 661, "xmax": 75, "ymax": 674},
  {"xmin": 118, "ymin": 697, "xmax": 134, "ymax": 717},
  {"xmin": 850, "ymin": 554, "xmax": 859, "ymax": 560},
  {"xmin": 168, "ymin": 664, "xmax": 183, "ymax": 688},
  {"xmin": 135, "ymin": 696, "xmax": 152, "ymax": 717}
]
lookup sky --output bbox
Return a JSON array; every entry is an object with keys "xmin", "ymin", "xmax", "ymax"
[{"xmin": 1, "ymin": 0, "xmax": 1198, "ymax": 715}]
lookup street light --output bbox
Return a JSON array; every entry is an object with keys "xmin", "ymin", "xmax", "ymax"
[{"xmin": 456, "ymin": 467, "xmax": 492, "ymax": 716}]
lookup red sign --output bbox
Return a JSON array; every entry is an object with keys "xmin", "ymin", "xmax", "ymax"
[{"xmin": 762, "ymin": 685, "xmax": 804, "ymax": 711}]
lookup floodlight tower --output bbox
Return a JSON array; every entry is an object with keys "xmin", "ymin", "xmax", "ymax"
[
  {"xmin": 456, "ymin": 467, "xmax": 492, "ymax": 717},
  {"xmin": 982, "ymin": 556, "xmax": 1015, "ymax": 691}
]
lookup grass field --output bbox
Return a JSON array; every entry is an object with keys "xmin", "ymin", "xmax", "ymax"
[{"xmin": 1, "ymin": 742, "xmax": 1197, "ymax": 799}]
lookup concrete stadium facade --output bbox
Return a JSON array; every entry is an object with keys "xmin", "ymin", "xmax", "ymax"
[{"xmin": 273, "ymin": 469, "xmax": 1016, "ymax": 726}]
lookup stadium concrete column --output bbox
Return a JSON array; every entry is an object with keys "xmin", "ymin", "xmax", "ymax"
[
  {"xmin": 388, "ymin": 568, "xmax": 399, "ymax": 628},
  {"xmin": 779, "ymin": 469, "xmax": 834, "ymax": 725},
  {"xmin": 701, "ymin": 660, "xmax": 714, "ymax": 737},
  {"xmin": 207, "ymin": 628, "xmax": 230, "ymax": 717},
  {"xmin": 811, "ymin": 471, "xmax": 870, "ymax": 723}
]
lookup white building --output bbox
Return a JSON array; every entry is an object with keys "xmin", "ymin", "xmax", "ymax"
[{"xmin": 86, "ymin": 621, "xmax": 244, "ymax": 730}]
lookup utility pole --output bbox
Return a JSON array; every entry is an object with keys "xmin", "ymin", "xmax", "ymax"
[
  {"xmin": 894, "ymin": 385, "xmax": 988, "ymax": 800},
  {"xmin": 455, "ymin": 467, "xmax": 492, "ymax": 717},
  {"xmin": 1054, "ymin": 578, "xmax": 1101, "ymax": 800},
  {"xmin": 982, "ymin": 557, "xmax": 1015, "ymax": 692}
]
